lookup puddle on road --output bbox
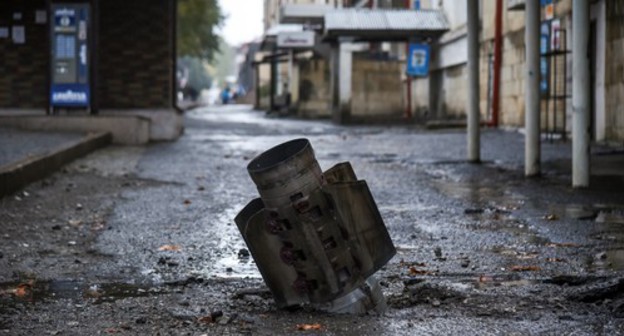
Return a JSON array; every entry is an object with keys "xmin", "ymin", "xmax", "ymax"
[
  {"xmin": 0, "ymin": 280, "xmax": 161, "ymax": 306},
  {"xmin": 469, "ymin": 275, "xmax": 540, "ymax": 289},
  {"xmin": 199, "ymin": 205, "xmax": 261, "ymax": 280},
  {"xmin": 210, "ymin": 253, "xmax": 259, "ymax": 279},
  {"xmin": 586, "ymin": 249, "xmax": 624, "ymax": 271},
  {"xmin": 434, "ymin": 180, "xmax": 526, "ymax": 210},
  {"xmin": 568, "ymin": 206, "xmax": 624, "ymax": 271}
]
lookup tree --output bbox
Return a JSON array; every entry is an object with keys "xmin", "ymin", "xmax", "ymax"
[
  {"xmin": 177, "ymin": 0, "xmax": 223, "ymax": 62},
  {"xmin": 211, "ymin": 39, "xmax": 236, "ymax": 86},
  {"xmin": 178, "ymin": 56, "xmax": 213, "ymax": 91}
]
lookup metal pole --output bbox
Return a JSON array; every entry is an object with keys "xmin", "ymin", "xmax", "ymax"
[
  {"xmin": 288, "ymin": 49, "xmax": 294, "ymax": 107},
  {"xmin": 405, "ymin": 0, "xmax": 412, "ymax": 120},
  {"xmin": 525, "ymin": 0, "xmax": 541, "ymax": 176},
  {"xmin": 288, "ymin": 49, "xmax": 294, "ymax": 95},
  {"xmin": 490, "ymin": 0, "xmax": 503, "ymax": 127},
  {"xmin": 572, "ymin": 0, "xmax": 590, "ymax": 187},
  {"xmin": 270, "ymin": 53, "xmax": 276, "ymax": 111},
  {"xmin": 254, "ymin": 64, "xmax": 260, "ymax": 109},
  {"xmin": 467, "ymin": 0, "xmax": 480, "ymax": 162}
]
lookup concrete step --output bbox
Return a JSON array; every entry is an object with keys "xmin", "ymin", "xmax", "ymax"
[
  {"xmin": 0, "ymin": 115, "xmax": 150, "ymax": 145},
  {"xmin": 0, "ymin": 131, "xmax": 112, "ymax": 198}
]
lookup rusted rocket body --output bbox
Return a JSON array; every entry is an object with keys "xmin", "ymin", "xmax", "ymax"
[{"xmin": 235, "ymin": 139, "xmax": 395, "ymax": 313}]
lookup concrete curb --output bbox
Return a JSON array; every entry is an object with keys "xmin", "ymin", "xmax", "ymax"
[
  {"xmin": 0, "ymin": 116, "xmax": 150, "ymax": 145},
  {"xmin": 0, "ymin": 132, "xmax": 112, "ymax": 198}
]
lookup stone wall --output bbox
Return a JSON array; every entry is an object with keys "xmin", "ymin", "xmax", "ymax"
[
  {"xmin": 430, "ymin": 64, "xmax": 469, "ymax": 120},
  {"xmin": 411, "ymin": 77, "xmax": 429, "ymax": 120},
  {"xmin": 0, "ymin": 0, "xmax": 175, "ymax": 110},
  {"xmin": 298, "ymin": 58, "xmax": 331, "ymax": 118},
  {"xmin": 605, "ymin": 1, "xmax": 624, "ymax": 142},
  {"xmin": 479, "ymin": 28, "xmax": 526, "ymax": 127},
  {"xmin": 0, "ymin": 0, "xmax": 49, "ymax": 109},
  {"xmin": 350, "ymin": 58, "xmax": 403, "ymax": 122},
  {"xmin": 98, "ymin": 0, "xmax": 174, "ymax": 109}
]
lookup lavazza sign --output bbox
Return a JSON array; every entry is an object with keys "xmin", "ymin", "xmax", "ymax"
[{"xmin": 52, "ymin": 89, "xmax": 88, "ymax": 104}]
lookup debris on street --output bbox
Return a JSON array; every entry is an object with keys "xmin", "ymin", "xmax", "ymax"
[
  {"xmin": 296, "ymin": 323, "xmax": 323, "ymax": 331},
  {"xmin": 236, "ymin": 139, "xmax": 395, "ymax": 314},
  {"xmin": 158, "ymin": 245, "xmax": 182, "ymax": 252}
]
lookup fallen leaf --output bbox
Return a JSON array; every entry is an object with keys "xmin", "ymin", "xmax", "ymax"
[
  {"xmin": 296, "ymin": 323, "xmax": 322, "ymax": 331},
  {"xmin": 543, "ymin": 214, "xmax": 559, "ymax": 221},
  {"xmin": 408, "ymin": 266, "xmax": 433, "ymax": 275},
  {"xmin": 197, "ymin": 186, "xmax": 205, "ymax": 191},
  {"xmin": 478, "ymin": 275, "xmax": 493, "ymax": 283},
  {"xmin": 546, "ymin": 257, "xmax": 566, "ymax": 262},
  {"xmin": 92, "ymin": 222, "xmax": 106, "ymax": 231},
  {"xmin": 104, "ymin": 328, "xmax": 120, "ymax": 334},
  {"xmin": 546, "ymin": 242, "xmax": 579, "ymax": 248},
  {"xmin": 14, "ymin": 283, "xmax": 31, "ymax": 297},
  {"xmin": 197, "ymin": 316, "xmax": 214, "ymax": 324},
  {"xmin": 68, "ymin": 219, "xmax": 82, "ymax": 227},
  {"xmin": 510, "ymin": 265, "xmax": 541, "ymax": 272},
  {"xmin": 158, "ymin": 244, "xmax": 181, "ymax": 252},
  {"xmin": 183, "ymin": 199, "xmax": 192, "ymax": 205}
]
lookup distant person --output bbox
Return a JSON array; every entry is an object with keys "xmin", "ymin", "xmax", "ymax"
[{"xmin": 220, "ymin": 87, "xmax": 230, "ymax": 105}]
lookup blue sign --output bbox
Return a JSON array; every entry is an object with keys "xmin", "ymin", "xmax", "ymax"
[
  {"xmin": 51, "ymin": 83, "xmax": 90, "ymax": 107},
  {"xmin": 50, "ymin": 4, "xmax": 90, "ymax": 108},
  {"xmin": 406, "ymin": 44, "xmax": 430, "ymax": 77},
  {"xmin": 413, "ymin": 0, "xmax": 421, "ymax": 10},
  {"xmin": 541, "ymin": 0, "xmax": 553, "ymax": 6},
  {"xmin": 540, "ymin": 21, "xmax": 551, "ymax": 95}
]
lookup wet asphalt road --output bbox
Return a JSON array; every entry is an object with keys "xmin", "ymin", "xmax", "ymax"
[{"xmin": 1, "ymin": 105, "xmax": 624, "ymax": 335}]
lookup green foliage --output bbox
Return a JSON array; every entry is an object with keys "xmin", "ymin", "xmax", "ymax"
[
  {"xmin": 211, "ymin": 39, "xmax": 236, "ymax": 86},
  {"xmin": 178, "ymin": 56, "xmax": 213, "ymax": 91},
  {"xmin": 177, "ymin": 0, "xmax": 223, "ymax": 61}
]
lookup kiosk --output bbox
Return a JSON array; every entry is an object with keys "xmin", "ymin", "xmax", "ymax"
[{"xmin": 49, "ymin": 3, "xmax": 91, "ymax": 113}]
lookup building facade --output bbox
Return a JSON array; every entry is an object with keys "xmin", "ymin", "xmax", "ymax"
[
  {"xmin": 0, "ymin": 0, "xmax": 181, "ymax": 142},
  {"xmin": 411, "ymin": 0, "xmax": 623, "ymax": 144}
]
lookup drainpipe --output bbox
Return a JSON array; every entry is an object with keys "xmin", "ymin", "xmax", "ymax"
[{"xmin": 489, "ymin": 0, "xmax": 503, "ymax": 127}]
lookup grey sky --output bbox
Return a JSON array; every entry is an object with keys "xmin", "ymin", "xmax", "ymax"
[{"xmin": 218, "ymin": 0, "xmax": 264, "ymax": 46}]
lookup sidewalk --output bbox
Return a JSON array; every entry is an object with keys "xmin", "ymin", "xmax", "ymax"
[
  {"xmin": 0, "ymin": 127, "xmax": 111, "ymax": 197},
  {"xmin": 0, "ymin": 128, "xmax": 85, "ymax": 167}
]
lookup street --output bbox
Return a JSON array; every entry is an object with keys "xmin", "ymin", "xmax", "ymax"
[{"xmin": 1, "ymin": 105, "xmax": 624, "ymax": 335}]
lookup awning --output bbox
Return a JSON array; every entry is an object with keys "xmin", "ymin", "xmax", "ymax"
[
  {"xmin": 265, "ymin": 24, "xmax": 304, "ymax": 37},
  {"xmin": 252, "ymin": 50, "xmax": 316, "ymax": 66},
  {"xmin": 279, "ymin": 4, "xmax": 335, "ymax": 25},
  {"xmin": 324, "ymin": 9, "xmax": 450, "ymax": 42}
]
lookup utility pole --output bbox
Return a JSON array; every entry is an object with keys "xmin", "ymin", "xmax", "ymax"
[
  {"xmin": 525, "ymin": 0, "xmax": 541, "ymax": 176},
  {"xmin": 572, "ymin": 0, "xmax": 591, "ymax": 188},
  {"xmin": 467, "ymin": 0, "xmax": 480, "ymax": 162}
]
